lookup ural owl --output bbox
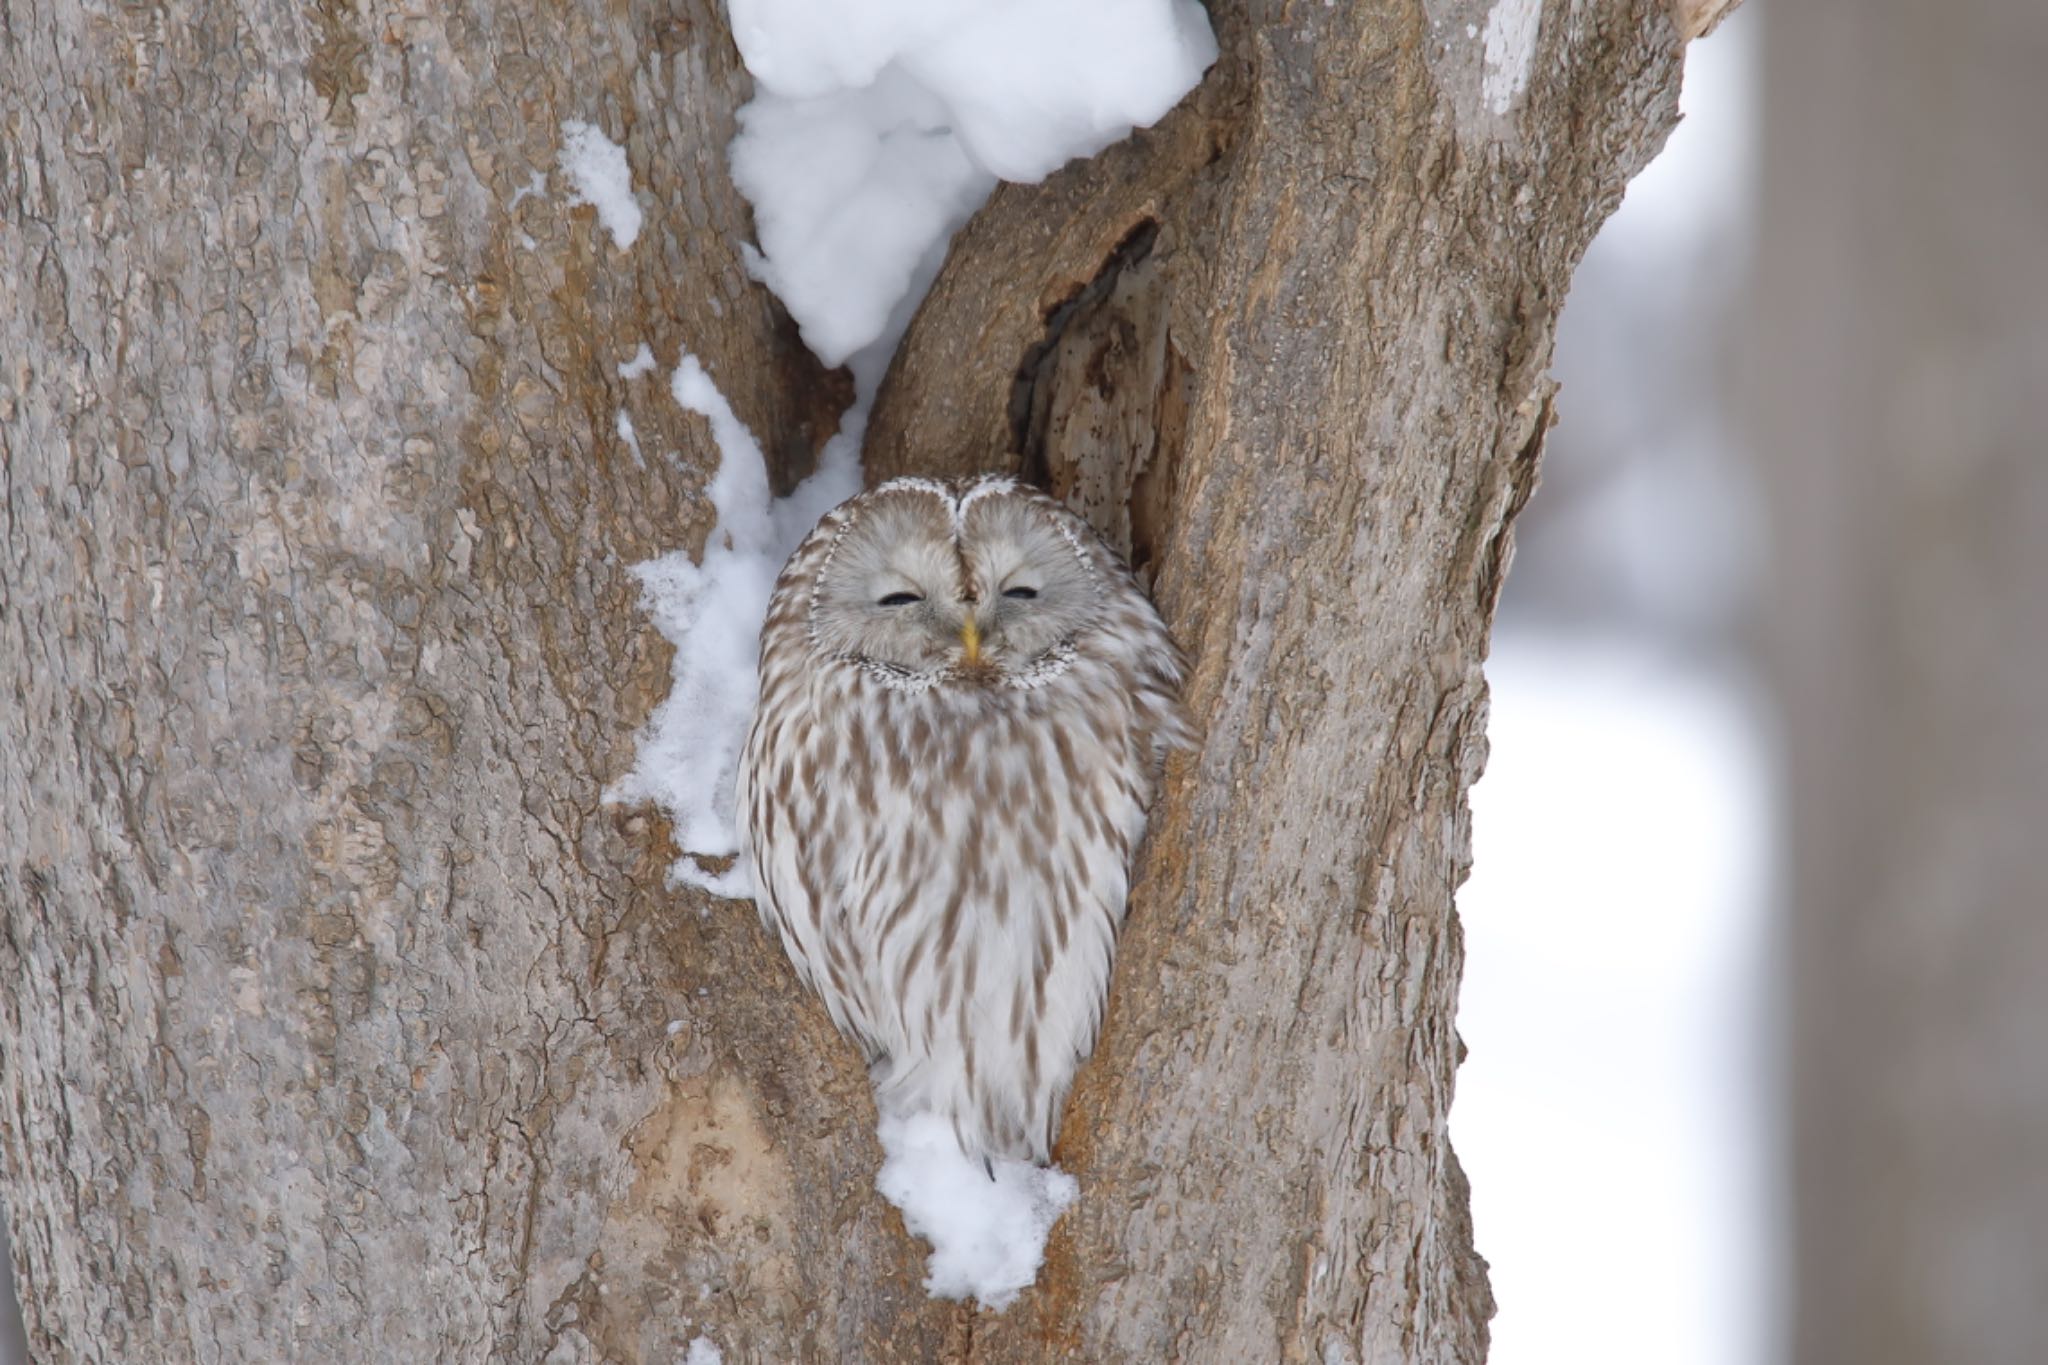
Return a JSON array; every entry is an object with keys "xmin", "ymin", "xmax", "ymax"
[{"xmin": 737, "ymin": 475, "xmax": 1192, "ymax": 1164}]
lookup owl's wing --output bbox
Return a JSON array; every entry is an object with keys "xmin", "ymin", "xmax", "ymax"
[{"xmin": 737, "ymin": 706, "xmax": 890, "ymax": 1064}]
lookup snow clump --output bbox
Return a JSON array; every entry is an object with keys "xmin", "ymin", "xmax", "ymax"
[
  {"xmin": 876, "ymin": 1113, "xmax": 1080, "ymax": 1310},
  {"xmin": 726, "ymin": 0, "xmax": 1216, "ymax": 366}
]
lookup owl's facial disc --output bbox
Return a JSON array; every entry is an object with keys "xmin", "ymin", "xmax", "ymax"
[{"xmin": 811, "ymin": 484, "xmax": 1107, "ymax": 681}]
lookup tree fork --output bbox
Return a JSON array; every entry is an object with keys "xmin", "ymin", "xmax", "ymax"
[{"xmin": 0, "ymin": 0, "xmax": 1700, "ymax": 1360}]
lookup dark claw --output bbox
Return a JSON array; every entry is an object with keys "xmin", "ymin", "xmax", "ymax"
[{"xmin": 984, "ymin": 1155, "xmax": 996, "ymax": 1182}]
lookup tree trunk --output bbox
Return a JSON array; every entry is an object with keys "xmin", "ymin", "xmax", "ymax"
[
  {"xmin": 1751, "ymin": 2, "xmax": 2048, "ymax": 1361},
  {"xmin": 1, "ymin": 1, "xmax": 1692, "ymax": 1360}
]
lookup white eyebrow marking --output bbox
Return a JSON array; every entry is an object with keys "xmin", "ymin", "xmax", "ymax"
[
  {"xmin": 952, "ymin": 476, "xmax": 1017, "ymax": 529},
  {"xmin": 873, "ymin": 476, "xmax": 954, "ymax": 501}
]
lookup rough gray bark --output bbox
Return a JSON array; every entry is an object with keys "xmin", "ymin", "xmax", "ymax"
[
  {"xmin": 1, "ymin": 1, "xmax": 1692, "ymax": 1360},
  {"xmin": 1750, "ymin": 2, "xmax": 2048, "ymax": 1361}
]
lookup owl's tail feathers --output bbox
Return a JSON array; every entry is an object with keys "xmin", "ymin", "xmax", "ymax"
[{"xmin": 868, "ymin": 1047, "xmax": 1046, "ymax": 1166}]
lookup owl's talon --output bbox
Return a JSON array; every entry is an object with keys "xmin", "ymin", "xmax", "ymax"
[{"xmin": 984, "ymin": 1156, "xmax": 996, "ymax": 1182}]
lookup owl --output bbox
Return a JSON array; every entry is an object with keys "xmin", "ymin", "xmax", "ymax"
[{"xmin": 736, "ymin": 475, "xmax": 1192, "ymax": 1165}]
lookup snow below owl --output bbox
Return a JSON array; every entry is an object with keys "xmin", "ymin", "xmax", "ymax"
[{"xmin": 737, "ymin": 475, "xmax": 1192, "ymax": 1163}]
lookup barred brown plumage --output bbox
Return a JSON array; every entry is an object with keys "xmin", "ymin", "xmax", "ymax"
[{"xmin": 736, "ymin": 475, "xmax": 1192, "ymax": 1163}]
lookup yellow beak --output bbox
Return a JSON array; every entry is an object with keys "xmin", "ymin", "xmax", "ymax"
[{"xmin": 960, "ymin": 617, "xmax": 982, "ymax": 666}]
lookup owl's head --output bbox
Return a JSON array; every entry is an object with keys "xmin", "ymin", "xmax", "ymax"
[{"xmin": 805, "ymin": 477, "xmax": 1106, "ymax": 683}]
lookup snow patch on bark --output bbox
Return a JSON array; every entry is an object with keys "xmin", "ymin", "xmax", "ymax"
[
  {"xmin": 1482, "ymin": 0, "xmax": 1544, "ymax": 115},
  {"xmin": 606, "ymin": 356, "xmax": 859, "ymax": 897},
  {"xmin": 875, "ymin": 1113, "xmax": 1079, "ymax": 1311},
  {"xmin": 558, "ymin": 120, "xmax": 644, "ymax": 249}
]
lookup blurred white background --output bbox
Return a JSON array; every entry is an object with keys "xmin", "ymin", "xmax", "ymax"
[{"xmin": 1448, "ymin": 8, "xmax": 1776, "ymax": 1364}]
